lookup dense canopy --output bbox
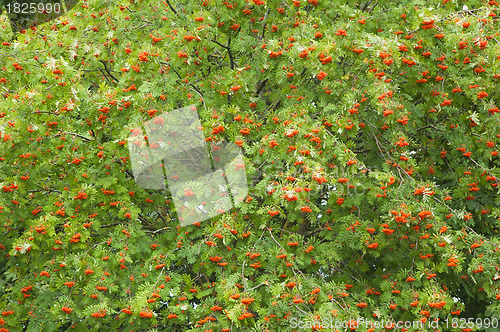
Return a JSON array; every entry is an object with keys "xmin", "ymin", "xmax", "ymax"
[{"xmin": 1, "ymin": 0, "xmax": 500, "ymax": 331}]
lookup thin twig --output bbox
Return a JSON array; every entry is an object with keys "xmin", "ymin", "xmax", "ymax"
[
  {"xmin": 165, "ymin": 0, "xmax": 177, "ymax": 14},
  {"xmin": 145, "ymin": 226, "xmax": 172, "ymax": 234},
  {"xmin": 61, "ymin": 131, "xmax": 93, "ymax": 141}
]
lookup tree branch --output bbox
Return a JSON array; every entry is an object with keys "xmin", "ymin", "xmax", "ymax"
[
  {"xmin": 255, "ymin": 79, "xmax": 268, "ymax": 96},
  {"xmin": 60, "ymin": 131, "xmax": 94, "ymax": 141},
  {"xmin": 227, "ymin": 38, "xmax": 235, "ymax": 69},
  {"xmin": 165, "ymin": 0, "xmax": 177, "ymax": 14},
  {"xmin": 210, "ymin": 38, "xmax": 235, "ymax": 69},
  {"xmin": 99, "ymin": 60, "xmax": 119, "ymax": 83}
]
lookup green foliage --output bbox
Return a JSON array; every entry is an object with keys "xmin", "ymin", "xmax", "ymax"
[{"xmin": 1, "ymin": 0, "xmax": 500, "ymax": 331}]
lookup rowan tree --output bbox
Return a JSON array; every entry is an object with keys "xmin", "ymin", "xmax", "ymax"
[{"xmin": 1, "ymin": 0, "xmax": 500, "ymax": 331}]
